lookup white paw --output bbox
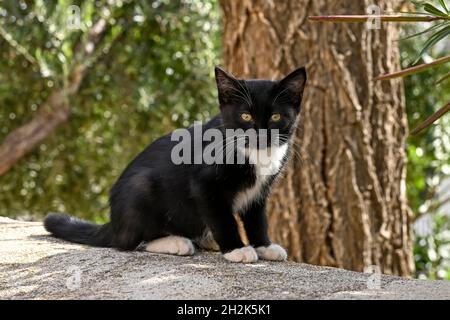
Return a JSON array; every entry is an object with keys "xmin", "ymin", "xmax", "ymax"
[
  {"xmin": 256, "ymin": 244, "xmax": 287, "ymax": 261},
  {"xmin": 146, "ymin": 236, "xmax": 195, "ymax": 256},
  {"xmin": 223, "ymin": 246, "xmax": 258, "ymax": 263}
]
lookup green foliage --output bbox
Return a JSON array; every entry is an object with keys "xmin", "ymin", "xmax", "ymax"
[
  {"xmin": 0, "ymin": 0, "xmax": 221, "ymax": 222},
  {"xmin": 414, "ymin": 211, "xmax": 450, "ymax": 279},
  {"xmin": 401, "ymin": 1, "xmax": 450, "ymax": 64},
  {"xmin": 401, "ymin": 22, "xmax": 450, "ymax": 279},
  {"xmin": 410, "ymin": 1, "xmax": 450, "ymax": 65}
]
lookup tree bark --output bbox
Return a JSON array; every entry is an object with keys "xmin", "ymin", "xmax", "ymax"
[{"xmin": 220, "ymin": 0, "xmax": 414, "ymax": 276}]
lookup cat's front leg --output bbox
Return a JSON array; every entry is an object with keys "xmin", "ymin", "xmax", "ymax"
[
  {"xmin": 241, "ymin": 201, "xmax": 288, "ymax": 261},
  {"xmin": 202, "ymin": 203, "xmax": 258, "ymax": 263}
]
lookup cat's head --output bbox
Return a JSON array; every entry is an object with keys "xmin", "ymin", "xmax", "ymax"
[{"xmin": 214, "ymin": 66, "xmax": 307, "ymax": 147}]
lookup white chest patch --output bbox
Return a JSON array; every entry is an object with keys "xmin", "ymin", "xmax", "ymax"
[{"xmin": 232, "ymin": 144, "xmax": 288, "ymax": 213}]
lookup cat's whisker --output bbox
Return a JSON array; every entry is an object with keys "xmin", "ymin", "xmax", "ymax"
[
  {"xmin": 213, "ymin": 136, "xmax": 246, "ymax": 162},
  {"xmin": 231, "ymin": 92, "xmax": 251, "ymax": 105},
  {"xmin": 272, "ymin": 87, "xmax": 290, "ymax": 106},
  {"xmin": 221, "ymin": 83, "xmax": 252, "ymax": 107},
  {"xmin": 211, "ymin": 124, "xmax": 225, "ymax": 129},
  {"xmin": 235, "ymin": 80, "xmax": 253, "ymax": 107},
  {"xmin": 270, "ymin": 134, "xmax": 304, "ymax": 164},
  {"xmin": 285, "ymin": 141, "xmax": 307, "ymax": 165},
  {"xmin": 243, "ymin": 82, "xmax": 252, "ymax": 103}
]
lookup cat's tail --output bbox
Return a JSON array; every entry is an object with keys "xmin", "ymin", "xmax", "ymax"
[{"xmin": 44, "ymin": 213, "xmax": 113, "ymax": 247}]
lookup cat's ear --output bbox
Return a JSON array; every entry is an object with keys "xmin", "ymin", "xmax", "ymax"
[
  {"xmin": 215, "ymin": 66, "xmax": 241, "ymax": 105},
  {"xmin": 277, "ymin": 67, "xmax": 307, "ymax": 109}
]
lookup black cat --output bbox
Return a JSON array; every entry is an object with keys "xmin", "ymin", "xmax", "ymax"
[{"xmin": 44, "ymin": 66, "xmax": 307, "ymax": 263}]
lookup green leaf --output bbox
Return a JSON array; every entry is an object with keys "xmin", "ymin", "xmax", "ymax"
[
  {"xmin": 413, "ymin": 26, "xmax": 450, "ymax": 64},
  {"xmin": 438, "ymin": 0, "xmax": 449, "ymax": 14},
  {"xmin": 423, "ymin": 3, "xmax": 448, "ymax": 17},
  {"xmin": 400, "ymin": 21, "xmax": 450, "ymax": 41}
]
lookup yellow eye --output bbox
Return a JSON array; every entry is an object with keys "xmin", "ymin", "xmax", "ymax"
[
  {"xmin": 241, "ymin": 113, "xmax": 252, "ymax": 122},
  {"xmin": 271, "ymin": 113, "xmax": 281, "ymax": 122}
]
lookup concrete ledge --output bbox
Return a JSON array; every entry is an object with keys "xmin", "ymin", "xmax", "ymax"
[{"xmin": 1, "ymin": 217, "xmax": 449, "ymax": 300}]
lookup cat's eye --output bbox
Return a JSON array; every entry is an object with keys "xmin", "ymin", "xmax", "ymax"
[
  {"xmin": 271, "ymin": 113, "xmax": 281, "ymax": 122},
  {"xmin": 241, "ymin": 113, "xmax": 252, "ymax": 122}
]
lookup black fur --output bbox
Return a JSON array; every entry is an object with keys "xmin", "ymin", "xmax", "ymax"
[
  {"xmin": 44, "ymin": 213, "xmax": 113, "ymax": 247},
  {"xmin": 44, "ymin": 66, "xmax": 307, "ymax": 253}
]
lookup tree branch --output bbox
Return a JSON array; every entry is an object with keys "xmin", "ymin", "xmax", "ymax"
[
  {"xmin": 374, "ymin": 54, "xmax": 450, "ymax": 81},
  {"xmin": 411, "ymin": 102, "xmax": 450, "ymax": 135},
  {"xmin": 0, "ymin": 18, "xmax": 109, "ymax": 177},
  {"xmin": 308, "ymin": 15, "xmax": 446, "ymax": 23}
]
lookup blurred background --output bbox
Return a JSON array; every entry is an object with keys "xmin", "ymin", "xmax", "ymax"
[{"xmin": 0, "ymin": 0, "xmax": 448, "ymax": 280}]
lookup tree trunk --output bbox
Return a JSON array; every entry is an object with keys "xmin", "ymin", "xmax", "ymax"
[{"xmin": 220, "ymin": 0, "xmax": 414, "ymax": 276}]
